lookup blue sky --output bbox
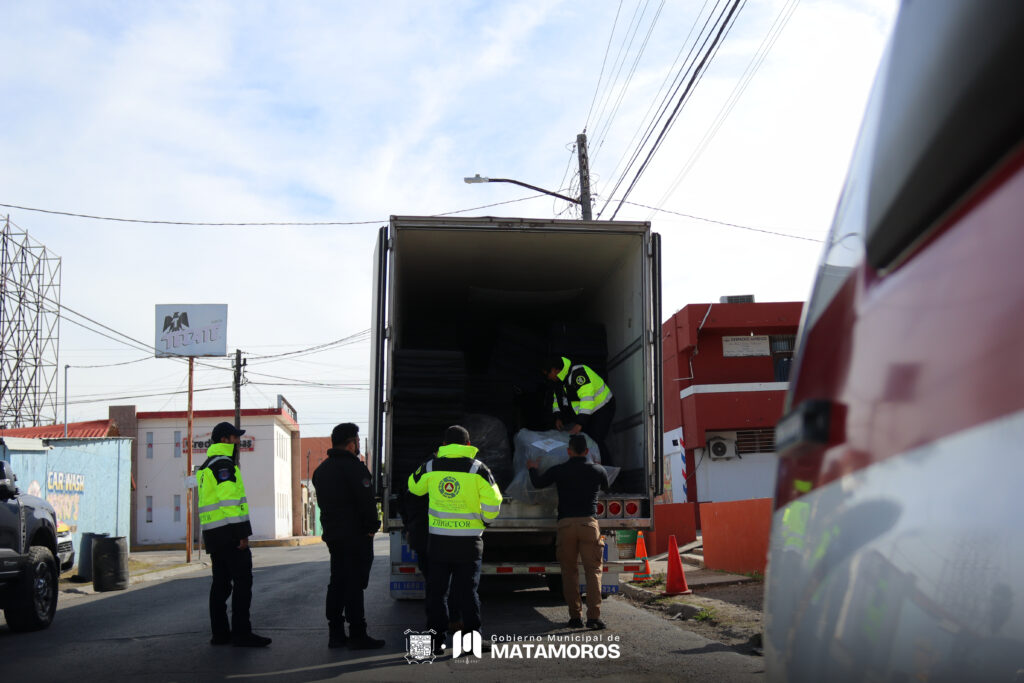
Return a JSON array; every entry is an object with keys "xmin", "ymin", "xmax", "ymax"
[{"xmin": 0, "ymin": 0, "xmax": 897, "ymax": 436}]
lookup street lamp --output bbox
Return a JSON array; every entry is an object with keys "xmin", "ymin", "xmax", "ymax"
[{"xmin": 464, "ymin": 174, "xmax": 590, "ymax": 217}]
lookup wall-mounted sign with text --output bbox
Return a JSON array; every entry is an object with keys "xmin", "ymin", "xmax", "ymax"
[
  {"xmin": 722, "ymin": 335, "xmax": 771, "ymax": 357},
  {"xmin": 155, "ymin": 304, "xmax": 228, "ymax": 357}
]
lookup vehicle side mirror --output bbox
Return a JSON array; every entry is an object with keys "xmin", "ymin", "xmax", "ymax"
[{"xmin": 0, "ymin": 462, "xmax": 18, "ymax": 500}]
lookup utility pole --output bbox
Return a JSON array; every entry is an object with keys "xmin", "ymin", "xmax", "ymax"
[
  {"xmin": 233, "ymin": 349, "xmax": 245, "ymax": 429},
  {"xmin": 577, "ymin": 132, "xmax": 593, "ymax": 221}
]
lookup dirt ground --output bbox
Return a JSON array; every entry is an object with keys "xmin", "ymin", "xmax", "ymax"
[{"xmin": 622, "ymin": 576, "xmax": 765, "ymax": 655}]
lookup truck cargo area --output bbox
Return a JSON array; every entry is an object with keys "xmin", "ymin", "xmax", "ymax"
[{"xmin": 378, "ymin": 217, "xmax": 657, "ymax": 527}]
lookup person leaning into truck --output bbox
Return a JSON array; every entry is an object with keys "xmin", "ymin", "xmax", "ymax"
[
  {"xmin": 527, "ymin": 434, "xmax": 610, "ymax": 630},
  {"xmin": 197, "ymin": 422, "xmax": 272, "ymax": 648},
  {"xmin": 312, "ymin": 423, "xmax": 385, "ymax": 650},
  {"xmin": 407, "ymin": 425, "xmax": 503, "ymax": 655},
  {"xmin": 544, "ymin": 355, "xmax": 616, "ymax": 461}
]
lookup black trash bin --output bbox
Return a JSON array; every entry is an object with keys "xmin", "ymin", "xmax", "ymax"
[
  {"xmin": 92, "ymin": 536, "xmax": 129, "ymax": 591},
  {"xmin": 76, "ymin": 532, "xmax": 109, "ymax": 582}
]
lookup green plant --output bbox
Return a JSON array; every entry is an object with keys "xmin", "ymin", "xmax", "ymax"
[{"xmin": 694, "ymin": 608, "xmax": 716, "ymax": 622}]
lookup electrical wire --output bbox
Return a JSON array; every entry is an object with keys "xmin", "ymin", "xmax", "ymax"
[
  {"xmin": 66, "ymin": 356, "xmax": 153, "ymax": 369},
  {"xmin": 64, "ymin": 384, "xmax": 233, "ymax": 406},
  {"xmin": 597, "ymin": 0, "xmax": 731, "ymax": 215},
  {"xmin": 590, "ymin": 0, "xmax": 667, "ymax": 170},
  {"xmin": 651, "ymin": 0, "xmax": 801, "ymax": 213},
  {"xmin": 607, "ymin": 0, "xmax": 747, "ymax": 220},
  {"xmin": 583, "ymin": 0, "xmax": 625, "ymax": 133},
  {"xmin": 0, "ymin": 193, "xmax": 546, "ymax": 228},
  {"xmin": 596, "ymin": 0, "xmax": 715, "ymax": 202},
  {"xmin": 621, "ymin": 200, "xmax": 822, "ymax": 242},
  {"xmin": 244, "ymin": 330, "xmax": 370, "ymax": 361},
  {"xmin": 588, "ymin": 0, "xmax": 652, "ymax": 156}
]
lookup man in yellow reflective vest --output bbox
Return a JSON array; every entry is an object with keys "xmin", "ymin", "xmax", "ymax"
[
  {"xmin": 407, "ymin": 425, "xmax": 503, "ymax": 655},
  {"xmin": 197, "ymin": 422, "xmax": 271, "ymax": 647},
  {"xmin": 544, "ymin": 355, "xmax": 617, "ymax": 462}
]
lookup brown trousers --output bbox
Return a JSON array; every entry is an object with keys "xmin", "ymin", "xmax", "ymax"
[{"xmin": 556, "ymin": 516, "xmax": 604, "ymax": 620}]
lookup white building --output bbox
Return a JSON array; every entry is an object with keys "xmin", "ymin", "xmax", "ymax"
[{"xmin": 134, "ymin": 406, "xmax": 300, "ymax": 545}]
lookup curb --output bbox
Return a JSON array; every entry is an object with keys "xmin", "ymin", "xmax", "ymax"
[{"xmin": 131, "ymin": 536, "xmax": 323, "ymax": 552}]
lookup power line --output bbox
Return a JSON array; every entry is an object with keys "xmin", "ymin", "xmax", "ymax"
[
  {"xmin": 597, "ymin": 0, "xmax": 732, "ymax": 215},
  {"xmin": 622, "ymin": 200, "xmax": 822, "ymax": 242},
  {"xmin": 583, "ymin": 0, "xmax": 624, "ymax": 132},
  {"xmin": 0, "ymin": 193, "xmax": 546, "ymax": 228},
  {"xmin": 67, "ymin": 356, "xmax": 153, "ymax": 369},
  {"xmin": 244, "ymin": 330, "xmax": 370, "ymax": 361},
  {"xmin": 607, "ymin": 0, "xmax": 747, "ymax": 220},
  {"xmin": 596, "ymin": 0, "xmax": 716, "ymax": 202},
  {"xmin": 65, "ymin": 384, "xmax": 233, "ymax": 406},
  {"xmin": 652, "ymin": 0, "xmax": 801, "ymax": 213}
]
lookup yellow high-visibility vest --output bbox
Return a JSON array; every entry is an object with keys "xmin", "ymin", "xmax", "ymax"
[
  {"xmin": 551, "ymin": 356, "xmax": 613, "ymax": 416},
  {"xmin": 197, "ymin": 443, "xmax": 250, "ymax": 531},
  {"xmin": 407, "ymin": 444, "xmax": 502, "ymax": 537}
]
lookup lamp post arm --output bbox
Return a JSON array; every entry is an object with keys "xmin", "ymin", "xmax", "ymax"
[{"xmin": 486, "ymin": 178, "xmax": 580, "ymax": 205}]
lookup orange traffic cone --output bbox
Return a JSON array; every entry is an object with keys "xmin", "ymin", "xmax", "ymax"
[
  {"xmin": 633, "ymin": 531, "xmax": 652, "ymax": 581},
  {"xmin": 663, "ymin": 534, "xmax": 692, "ymax": 595}
]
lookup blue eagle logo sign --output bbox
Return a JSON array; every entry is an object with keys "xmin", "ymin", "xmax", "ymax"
[{"xmin": 439, "ymin": 476, "xmax": 460, "ymax": 499}]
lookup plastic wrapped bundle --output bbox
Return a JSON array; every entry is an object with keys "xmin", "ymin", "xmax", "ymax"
[{"xmin": 505, "ymin": 429, "xmax": 619, "ymax": 506}]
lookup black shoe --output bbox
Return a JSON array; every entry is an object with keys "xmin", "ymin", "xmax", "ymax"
[
  {"xmin": 348, "ymin": 634, "xmax": 386, "ymax": 650},
  {"xmin": 210, "ymin": 633, "xmax": 231, "ymax": 646},
  {"xmin": 328, "ymin": 624, "xmax": 348, "ymax": 649},
  {"xmin": 567, "ymin": 617, "xmax": 584, "ymax": 628},
  {"xmin": 233, "ymin": 632, "xmax": 272, "ymax": 647},
  {"xmin": 433, "ymin": 641, "xmax": 446, "ymax": 656},
  {"xmin": 586, "ymin": 618, "xmax": 606, "ymax": 630}
]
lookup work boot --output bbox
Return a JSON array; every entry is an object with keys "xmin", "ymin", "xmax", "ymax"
[
  {"xmin": 567, "ymin": 617, "xmax": 584, "ymax": 628},
  {"xmin": 586, "ymin": 618, "xmax": 606, "ymax": 630},
  {"xmin": 210, "ymin": 633, "xmax": 232, "ymax": 646},
  {"xmin": 232, "ymin": 632, "xmax": 273, "ymax": 647},
  {"xmin": 328, "ymin": 622, "xmax": 348, "ymax": 649},
  {"xmin": 348, "ymin": 624, "xmax": 385, "ymax": 650}
]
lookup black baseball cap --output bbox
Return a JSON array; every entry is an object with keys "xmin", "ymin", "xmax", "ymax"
[{"xmin": 211, "ymin": 422, "xmax": 246, "ymax": 442}]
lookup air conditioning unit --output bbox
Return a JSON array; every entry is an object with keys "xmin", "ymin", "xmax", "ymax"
[{"xmin": 706, "ymin": 434, "xmax": 737, "ymax": 460}]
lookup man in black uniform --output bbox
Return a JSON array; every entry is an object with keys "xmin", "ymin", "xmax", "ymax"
[
  {"xmin": 528, "ymin": 434, "xmax": 610, "ymax": 629},
  {"xmin": 312, "ymin": 423, "xmax": 384, "ymax": 649}
]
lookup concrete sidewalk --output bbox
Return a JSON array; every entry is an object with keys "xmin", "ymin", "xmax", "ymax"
[{"xmin": 60, "ymin": 535, "xmax": 325, "ymax": 595}]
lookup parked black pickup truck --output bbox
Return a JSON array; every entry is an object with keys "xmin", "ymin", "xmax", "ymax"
[{"xmin": 0, "ymin": 460, "xmax": 59, "ymax": 631}]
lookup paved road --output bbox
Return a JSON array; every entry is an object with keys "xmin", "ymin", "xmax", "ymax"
[{"xmin": 1, "ymin": 537, "xmax": 764, "ymax": 682}]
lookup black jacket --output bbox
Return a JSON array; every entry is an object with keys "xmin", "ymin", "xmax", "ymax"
[
  {"xmin": 529, "ymin": 457, "xmax": 610, "ymax": 519},
  {"xmin": 312, "ymin": 448, "xmax": 380, "ymax": 543}
]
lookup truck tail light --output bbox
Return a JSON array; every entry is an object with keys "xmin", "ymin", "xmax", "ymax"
[
  {"xmin": 596, "ymin": 501, "xmax": 606, "ymax": 517},
  {"xmin": 606, "ymin": 500, "xmax": 623, "ymax": 518},
  {"xmin": 624, "ymin": 501, "xmax": 640, "ymax": 518}
]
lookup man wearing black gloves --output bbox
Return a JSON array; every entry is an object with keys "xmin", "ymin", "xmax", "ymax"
[
  {"xmin": 312, "ymin": 423, "xmax": 384, "ymax": 650},
  {"xmin": 528, "ymin": 434, "xmax": 610, "ymax": 630}
]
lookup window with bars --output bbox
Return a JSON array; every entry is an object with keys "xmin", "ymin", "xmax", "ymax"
[
  {"xmin": 736, "ymin": 428, "xmax": 776, "ymax": 455},
  {"xmin": 770, "ymin": 335, "xmax": 796, "ymax": 382}
]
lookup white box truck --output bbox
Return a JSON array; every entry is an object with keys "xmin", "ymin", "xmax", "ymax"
[{"xmin": 368, "ymin": 215, "xmax": 663, "ymax": 599}]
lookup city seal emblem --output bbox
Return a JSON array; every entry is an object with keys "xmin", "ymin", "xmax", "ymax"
[{"xmin": 439, "ymin": 476, "xmax": 461, "ymax": 498}]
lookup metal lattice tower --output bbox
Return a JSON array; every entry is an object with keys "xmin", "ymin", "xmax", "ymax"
[{"xmin": 0, "ymin": 217, "xmax": 62, "ymax": 428}]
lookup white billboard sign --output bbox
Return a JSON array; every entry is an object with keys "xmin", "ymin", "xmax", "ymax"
[{"xmin": 155, "ymin": 304, "xmax": 228, "ymax": 357}]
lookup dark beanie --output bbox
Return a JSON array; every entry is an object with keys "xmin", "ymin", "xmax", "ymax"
[
  {"xmin": 331, "ymin": 422, "xmax": 359, "ymax": 448},
  {"xmin": 443, "ymin": 425, "xmax": 470, "ymax": 445}
]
